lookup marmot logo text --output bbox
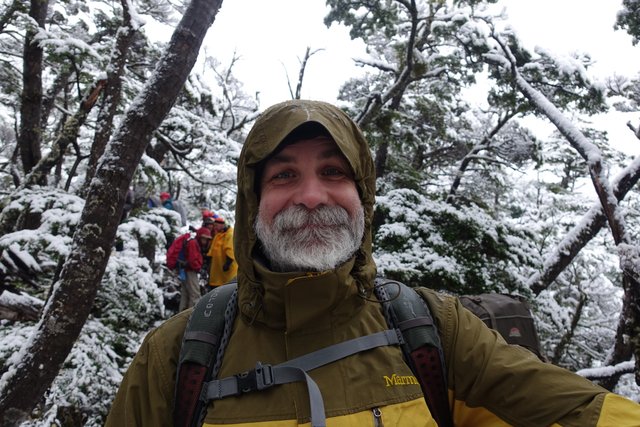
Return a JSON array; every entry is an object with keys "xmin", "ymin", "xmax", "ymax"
[{"xmin": 383, "ymin": 374, "xmax": 419, "ymax": 386}]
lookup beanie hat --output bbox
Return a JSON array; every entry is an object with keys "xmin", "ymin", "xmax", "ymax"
[
  {"xmin": 196, "ymin": 227, "xmax": 212, "ymax": 239},
  {"xmin": 160, "ymin": 192, "xmax": 171, "ymax": 201},
  {"xmin": 214, "ymin": 216, "xmax": 225, "ymax": 224},
  {"xmin": 202, "ymin": 209, "xmax": 216, "ymax": 219}
]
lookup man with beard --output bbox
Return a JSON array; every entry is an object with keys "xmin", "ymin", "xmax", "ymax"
[
  {"xmin": 106, "ymin": 100, "xmax": 639, "ymax": 426},
  {"xmin": 254, "ymin": 129, "xmax": 365, "ymax": 273}
]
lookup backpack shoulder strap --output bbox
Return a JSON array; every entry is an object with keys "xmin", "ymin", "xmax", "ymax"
[
  {"xmin": 173, "ymin": 282, "xmax": 238, "ymax": 427},
  {"xmin": 374, "ymin": 278, "xmax": 453, "ymax": 427},
  {"xmin": 174, "ymin": 278, "xmax": 452, "ymax": 427}
]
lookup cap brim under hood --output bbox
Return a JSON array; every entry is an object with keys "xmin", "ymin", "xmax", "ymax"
[{"xmin": 234, "ymin": 100, "xmax": 378, "ymax": 315}]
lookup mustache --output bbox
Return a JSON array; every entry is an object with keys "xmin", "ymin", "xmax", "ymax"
[
  {"xmin": 273, "ymin": 205, "xmax": 350, "ymax": 230},
  {"xmin": 254, "ymin": 203, "xmax": 365, "ymax": 272}
]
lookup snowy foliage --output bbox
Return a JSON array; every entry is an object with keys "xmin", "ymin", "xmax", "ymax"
[
  {"xmin": 374, "ymin": 188, "xmax": 540, "ymax": 295},
  {"xmin": 0, "ymin": 318, "xmax": 147, "ymax": 426},
  {"xmin": 0, "ymin": 190, "xmax": 171, "ymax": 425},
  {"xmin": 0, "ymin": 189, "xmax": 85, "ymax": 291},
  {"xmin": 117, "ymin": 208, "xmax": 174, "ymax": 252},
  {"xmin": 329, "ymin": 0, "xmax": 640, "ymax": 402},
  {"xmin": 94, "ymin": 253, "xmax": 165, "ymax": 330},
  {"xmin": 615, "ymin": 0, "xmax": 640, "ymax": 45},
  {"xmin": 1, "ymin": 0, "xmax": 640, "ymax": 424}
]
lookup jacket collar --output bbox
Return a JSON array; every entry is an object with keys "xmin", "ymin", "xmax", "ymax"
[{"xmin": 239, "ymin": 257, "xmax": 363, "ymax": 332}]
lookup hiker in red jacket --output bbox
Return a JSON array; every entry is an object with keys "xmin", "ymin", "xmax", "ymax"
[{"xmin": 166, "ymin": 227, "xmax": 212, "ymax": 311}]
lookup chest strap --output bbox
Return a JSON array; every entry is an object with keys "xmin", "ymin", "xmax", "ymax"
[{"xmin": 202, "ymin": 329, "xmax": 402, "ymax": 427}]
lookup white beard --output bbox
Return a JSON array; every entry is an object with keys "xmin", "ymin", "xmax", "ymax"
[{"xmin": 254, "ymin": 204, "xmax": 365, "ymax": 272}]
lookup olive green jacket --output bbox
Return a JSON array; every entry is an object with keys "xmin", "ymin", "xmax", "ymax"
[{"xmin": 105, "ymin": 100, "xmax": 640, "ymax": 426}]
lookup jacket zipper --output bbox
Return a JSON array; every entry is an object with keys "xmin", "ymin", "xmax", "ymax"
[{"xmin": 372, "ymin": 407, "xmax": 384, "ymax": 427}]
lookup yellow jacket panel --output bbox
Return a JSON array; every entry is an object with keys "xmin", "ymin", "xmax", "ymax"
[{"xmin": 207, "ymin": 227, "xmax": 237, "ymax": 287}]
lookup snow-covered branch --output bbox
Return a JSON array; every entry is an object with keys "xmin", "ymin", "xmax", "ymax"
[
  {"xmin": 577, "ymin": 360, "xmax": 635, "ymax": 381},
  {"xmin": 446, "ymin": 111, "xmax": 516, "ymax": 203},
  {"xmin": 0, "ymin": 291, "xmax": 43, "ymax": 322},
  {"xmin": 490, "ymin": 34, "xmax": 640, "ymax": 386}
]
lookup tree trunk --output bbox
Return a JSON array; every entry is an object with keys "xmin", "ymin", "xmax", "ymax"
[
  {"xmin": 145, "ymin": 136, "xmax": 171, "ymax": 164},
  {"xmin": 83, "ymin": 1, "xmax": 136, "ymax": 189},
  {"xmin": 374, "ymin": 141, "xmax": 388, "ymax": 179},
  {"xmin": 599, "ymin": 282, "xmax": 637, "ymax": 390},
  {"xmin": 18, "ymin": 0, "xmax": 48, "ymax": 183},
  {"xmin": 41, "ymin": 67, "xmax": 72, "ymax": 130},
  {"xmin": 18, "ymin": 79, "xmax": 107, "ymax": 190},
  {"xmin": 0, "ymin": 0, "xmax": 224, "ymax": 423},
  {"xmin": 550, "ymin": 291, "xmax": 586, "ymax": 365}
]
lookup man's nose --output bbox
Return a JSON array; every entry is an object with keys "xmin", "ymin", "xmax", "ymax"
[{"xmin": 292, "ymin": 175, "xmax": 329, "ymax": 209}]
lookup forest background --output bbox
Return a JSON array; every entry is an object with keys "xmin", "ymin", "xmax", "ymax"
[{"xmin": 0, "ymin": 0, "xmax": 640, "ymax": 425}]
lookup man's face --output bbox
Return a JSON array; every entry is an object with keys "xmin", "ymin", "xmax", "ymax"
[
  {"xmin": 199, "ymin": 237, "xmax": 211, "ymax": 250},
  {"xmin": 255, "ymin": 137, "xmax": 364, "ymax": 272},
  {"xmin": 213, "ymin": 222, "xmax": 226, "ymax": 234}
]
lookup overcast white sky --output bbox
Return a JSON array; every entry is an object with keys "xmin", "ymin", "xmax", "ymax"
[
  {"xmin": 203, "ymin": 0, "xmax": 640, "ymax": 108},
  {"xmin": 499, "ymin": 0, "xmax": 639, "ymax": 79},
  {"xmin": 203, "ymin": 0, "xmax": 363, "ymax": 107},
  {"xmin": 197, "ymin": 1, "xmax": 640, "ymax": 156}
]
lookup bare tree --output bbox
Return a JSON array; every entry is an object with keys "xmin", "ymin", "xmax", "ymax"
[
  {"xmin": 527, "ymin": 155, "xmax": 640, "ymax": 295},
  {"xmin": 0, "ymin": 0, "xmax": 224, "ymax": 423},
  {"xmin": 285, "ymin": 46, "xmax": 324, "ymax": 100},
  {"xmin": 18, "ymin": 0, "xmax": 49, "ymax": 184},
  {"xmin": 445, "ymin": 111, "xmax": 517, "ymax": 203},
  {"xmin": 83, "ymin": 0, "xmax": 139, "ymax": 190},
  {"xmin": 490, "ymin": 34, "xmax": 640, "ymax": 388},
  {"xmin": 15, "ymin": 79, "xmax": 106, "ymax": 190}
]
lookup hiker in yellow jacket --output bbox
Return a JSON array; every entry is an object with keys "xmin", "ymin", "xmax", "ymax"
[{"xmin": 207, "ymin": 215, "xmax": 237, "ymax": 287}]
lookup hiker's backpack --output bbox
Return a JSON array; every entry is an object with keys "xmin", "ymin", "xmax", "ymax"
[
  {"xmin": 166, "ymin": 233, "xmax": 191, "ymax": 270},
  {"xmin": 459, "ymin": 293, "xmax": 545, "ymax": 361},
  {"xmin": 173, "ymin": 281, "xmax": 541, "ymax": 427}
]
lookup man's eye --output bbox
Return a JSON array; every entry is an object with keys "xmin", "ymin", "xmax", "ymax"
[
  {"xmin": 272, "ymin": 171, "xmax": 294, "ymax": 180},
  {"xmin": 322, "ymin": 167, "xmax": 344, "ymax": 177}
]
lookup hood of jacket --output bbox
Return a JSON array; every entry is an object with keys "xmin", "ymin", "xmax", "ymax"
[{"xmin": 234, "ymin": 100, "xmax": 377, "ymax": 325}]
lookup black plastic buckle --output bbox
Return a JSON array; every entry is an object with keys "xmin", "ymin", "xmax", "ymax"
[
  {"xmin": 235, "ymin": 362, "xmax": 274, "ymax": 393},
  {"xmin": 236, "ymin": 370, "xmax": 255, "ymax": 393}
]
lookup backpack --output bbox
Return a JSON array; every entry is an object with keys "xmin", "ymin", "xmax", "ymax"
[
  {"xmin": 173, "ymin": 281, "xmax": 541, "ymax": 427},
  {"xmin": 459, "ymin": 293, "xmax": 545, "ymax": 361},
  {"xmin": 166, "ymin": 233, "xmax": 191, "ymax": 270}
]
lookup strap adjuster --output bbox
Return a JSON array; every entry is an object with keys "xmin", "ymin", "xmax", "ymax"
[{"xmin": 255, "ymin": 362, "xmax": 274, "ymax": 390}]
